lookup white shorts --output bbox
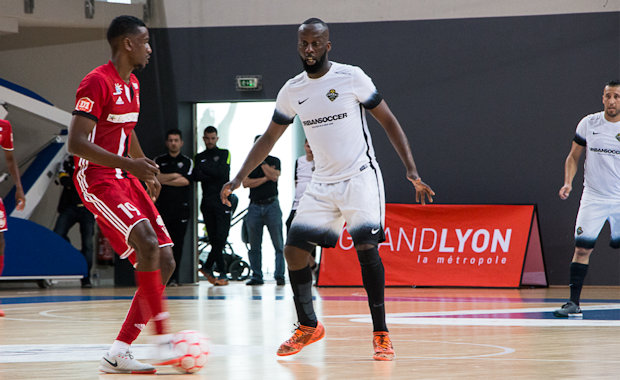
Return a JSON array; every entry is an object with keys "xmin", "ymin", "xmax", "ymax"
[
  {"xmin": 574, "ymin": 197, "xmax": 620, "ymax": 249},
  {"xmin": 286, "ymin": 166, "xmax": 385, "ymax": 250}
]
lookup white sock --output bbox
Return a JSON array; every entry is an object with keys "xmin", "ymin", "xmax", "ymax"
[
  {"xmin": 154, "ymin": 333, "xmax": 173, "ymax": 345},
  {"xmin": 109, "ymin": 340, "xmax": 130, "ymax": 355}
]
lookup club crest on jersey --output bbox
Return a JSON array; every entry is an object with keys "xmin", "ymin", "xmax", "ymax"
[
  {"xmin": 576, "ymin": 226, "xmax": 583, "ymax": 235},
  {"xmin": 113, "ymin": 83, "xmax": 123, "ymax": 95},
  {"xmin": 75, "ymin": 97, "xmax": 94, "ymax": 113},
  {"xmin": 177, "ymin": 162, "xmax": 184, "ymax": 168},
  {"xmin": 326, "ymin": 89, "xmax": 339, "ymax": 101},
  {"xmin": 616, "ymin": 133, "xmax": 620, "ymax": 142}
]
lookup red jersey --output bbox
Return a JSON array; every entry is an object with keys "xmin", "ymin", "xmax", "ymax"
[
  {"xmin": 73, "ymin": 61, "xmax": 140, "ymax": 182},
  {"xmin": 0, "ymin": 119, "xmax": 15, "ymax": 151},
  {"xmin": 0, "ymin": 120, "xmax": 13, "ymax": 230}
]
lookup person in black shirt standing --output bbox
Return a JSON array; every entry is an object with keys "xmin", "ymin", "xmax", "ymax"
[
  {"xmin": 194, "ymin": 126, "xmax": 232, "ymax": 286},
  {"xmin": 154, "ymin": 129, "xmax": 193, "ymax": 286},
  {"xmin": 243, "ymin": 135, "xmax": 285, "ymax": 286},
  {"xmin": 54, "ymin": 154, "xmax": 95, "ymax": 288}
]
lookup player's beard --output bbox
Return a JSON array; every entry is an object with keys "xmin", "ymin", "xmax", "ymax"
[
  {"xmin": 301, "ymin": 51, "xmax": 327, "ymax": 74},
  {"xmin": 133, "ymin": 63, "xmax": 147, "ymax": 72}
]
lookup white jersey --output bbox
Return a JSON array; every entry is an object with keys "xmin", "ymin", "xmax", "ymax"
[
  {"xmin": 273, "ymin": 62, "xmax": 383, "ymax": 183},
  {"xmin": 292, "ymin": 155, "xmax": 314, "ymax": 210},
  {"xmin": 575, "ymin": 111, "xmax": 620, "ymax": 201}
]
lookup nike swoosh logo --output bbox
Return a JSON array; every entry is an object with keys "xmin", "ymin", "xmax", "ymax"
[
  {"xmin": 103, "ymin": 357, "xmax": 119, "ymax": 367},
  {"xmin": 593, "ymin": 132, "xmax": 600, "ymax": 135},
  {"xmin": 298, "ymin": 98, "xmax": 309, "ymax": 104},
  {"xmin": 371, "ymin": 228, "xmax": 380, "ymax": 234}
]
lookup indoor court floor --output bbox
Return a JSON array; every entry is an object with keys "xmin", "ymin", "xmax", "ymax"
[{"xmin": 1, "ymin": 281, "xmax": 620, "ymax": 379}]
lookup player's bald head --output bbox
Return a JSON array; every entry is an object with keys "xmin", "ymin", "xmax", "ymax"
[{"xmin": 299, "ymin": 18, "xmax": 329, "ymax": 38}]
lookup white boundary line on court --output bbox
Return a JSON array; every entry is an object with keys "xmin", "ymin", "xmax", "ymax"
[
  {"xmin": 325, "ymin": 304, "xmax": 620, "ymax": 327},
  {"xmin": 0, "ymin": 343, "xmax": 263, "ymax": 363}
]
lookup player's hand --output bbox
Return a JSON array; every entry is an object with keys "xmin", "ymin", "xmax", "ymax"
[
  {"xmin": 410, "ymin": 178, "xmax": 435, "ymax": 205},
  {"xmin": 559, "ymin": 184, "xmax": 572, "ymax": 200},
  {"xmin": 126, "ymin": 157, "xmax": 159, "ymax": 182},
  {"xmin": 220, "ymin": 179, "xmax": 241, "ymax": 206},
  {"xmin": 15, "ymin": 190, "xmax": 25, "ymax": 211},
  {"xmin": 145, "ymin": 178, "xmax": 161, "ymax": 202}
]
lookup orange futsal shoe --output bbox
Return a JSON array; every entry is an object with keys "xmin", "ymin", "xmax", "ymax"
[
  {"xmin": 373, "ymin": 331, "xmax": 395, "ymax": 361},
  {"xmin": 276, "ymin": 321, "xmax": 325, "ymax": 356}
]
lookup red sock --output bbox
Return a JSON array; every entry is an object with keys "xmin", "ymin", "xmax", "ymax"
[
  {"xmin": 116, "ymin": 288, "xmax": 150, "ymax": 344},
  {"xmin": 136, "ymin": 270, "xmax": 168, "ymax": 335},
  {"xmin": 115, "ymin": 270, "xmax": 168, "ymax": 344}
]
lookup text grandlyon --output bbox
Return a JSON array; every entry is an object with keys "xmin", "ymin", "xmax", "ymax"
[{"xmin": 339, "ymin": 227, "xmax": 512, "ymax": 254}]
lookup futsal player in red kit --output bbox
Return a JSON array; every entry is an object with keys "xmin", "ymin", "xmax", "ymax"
[
  {"xmin": 67, "ymin": 16, "xmax": 179, "ymax": 374},
  {"xmin": 0, "ymin": 118, "xmax": 26, "ymax": 318}
]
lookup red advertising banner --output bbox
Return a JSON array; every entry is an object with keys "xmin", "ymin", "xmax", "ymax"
[{"xmin": 317, "ymin": 204, "xmax": 547, "ymax": 287}]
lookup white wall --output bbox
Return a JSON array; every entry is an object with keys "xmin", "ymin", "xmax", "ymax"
[{"xmin": 0, "ymin": 38, "xmax": 109, "ymax": 111}]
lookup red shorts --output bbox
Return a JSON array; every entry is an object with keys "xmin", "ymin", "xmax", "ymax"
[
  {"xmin": 77, "ymin": 176, "xmax": 173, "ymax": 265},
  {"xmin": 0, "ymin": 198, "xmax": 6, "ymax": 232}
]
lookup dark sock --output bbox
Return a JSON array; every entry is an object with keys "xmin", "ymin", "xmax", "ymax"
[
  {"xmin": 288, "ymin": 266, "xmax": 317, "ymax": 327},
  {"xmin": 569, "ymin": 262, "xmax": 588, "ymax": 305},
  {"xmin": 357, "ymin": 247, "xmax": 387, "ymax": 332}
]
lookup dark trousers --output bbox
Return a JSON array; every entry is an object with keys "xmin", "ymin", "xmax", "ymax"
[
  {"xmin": 201, "ymin": 199, "xmax": 231, "ymax": 278},
  {"xmin": 159, "ymin": 204, "xmax": 189, "ymax": 283},
  {"xmin": 53, "ymin": 206, "xmax": 95, "ymax": 279}
]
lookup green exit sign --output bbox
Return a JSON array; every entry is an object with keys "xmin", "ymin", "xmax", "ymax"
[{"xmin": 235, "ymin": 75, "xmax": 262, "ymax": 91}]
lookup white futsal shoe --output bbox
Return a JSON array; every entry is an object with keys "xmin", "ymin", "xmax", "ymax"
[{"xmin": 99, "ymin": 350, "xmax": 156, "ymax": 374}]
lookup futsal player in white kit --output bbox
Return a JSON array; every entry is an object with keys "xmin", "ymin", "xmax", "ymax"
[
  {"xmin": 220, "ymin": 18, "xmax": 434, "ymax": 361},
  {"xmin": 554, "ymin": 80, "xmax": 620, "ymax": 318}
]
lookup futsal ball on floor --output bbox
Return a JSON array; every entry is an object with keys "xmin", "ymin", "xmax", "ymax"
[{"xmin": 171, "ymin": 330, "xmax": 210, "ymax": 373}]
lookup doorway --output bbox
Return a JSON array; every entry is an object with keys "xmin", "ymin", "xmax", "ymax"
[{"xmin": 195, "ymin": 101, "xmax": 303, "ymax": 280}]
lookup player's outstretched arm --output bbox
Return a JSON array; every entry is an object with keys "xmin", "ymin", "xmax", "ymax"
[
  {"xmin": 4, "ymin": 150, "xmax": 25, "ymax": 210},
  {"xmin": 220, "ymin": 120, "xmax": 288, "ymax": 205},
  {"xmin": 242, "ymin": 176, "xmax": 268, "ymax": 189},
  {"xmin": 368, "ymin": 100, "xmax": 435, "ymax": 204},
  {"xmin": 559, "ymin": 141, "xmax": 584, "ymax": 200}
]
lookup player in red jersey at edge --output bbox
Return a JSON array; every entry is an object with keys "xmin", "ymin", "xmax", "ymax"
[
  {"xmin": 67, "ymin": 15, "xmax": 179, "ymax": 374},
  {"xmin": 0, "ymin": 118, "xmax": 26, "ymax": 318}
]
